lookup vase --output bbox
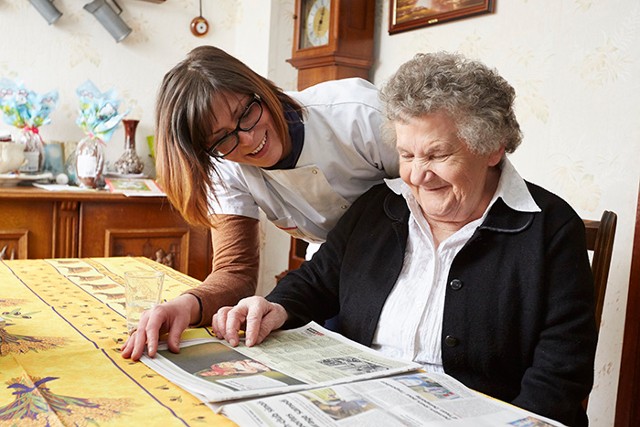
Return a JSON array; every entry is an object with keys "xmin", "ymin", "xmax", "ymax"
[
  {"xmin": 113, "ymin": 119, "xmax": 144, "ymax": 175},
  {"xmin": 17, "ymin": 128, "xmax": 44, "ymax": 174},
  {"xmin": 75, "ymin": 135, "xmax": 105, "ymax": 188}
]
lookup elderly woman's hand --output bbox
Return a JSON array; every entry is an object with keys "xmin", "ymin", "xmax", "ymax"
[{"xmin": 212, "ymin": 296, "xmax": 287, "ymax": 347}]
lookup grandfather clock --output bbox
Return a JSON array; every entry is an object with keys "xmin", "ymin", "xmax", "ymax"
[
  {"xmin": 287, "ymin": 0, "xmax": 375, "ymax": 91},
  {"xmin": 278, "ymin": 0, "xmax": 375, "ymax": 276}
]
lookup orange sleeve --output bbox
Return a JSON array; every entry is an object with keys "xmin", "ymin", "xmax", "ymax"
[{"xmin": 183, "ymin": 214, "xmax": 260, "ymax": 327}]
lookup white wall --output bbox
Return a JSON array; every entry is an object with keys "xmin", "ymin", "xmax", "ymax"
[{"xmin": 2, "ymin": 1, "xmax": 638, "ymax": 426}]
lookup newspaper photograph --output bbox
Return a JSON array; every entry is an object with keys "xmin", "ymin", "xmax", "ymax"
[
  {"xmin": 221, "ymin": 372, "xmax": 566, "ymax": 427},
  {"xmin": 141, "ymin": 322, "xmax": 422, "ymax": 403}
]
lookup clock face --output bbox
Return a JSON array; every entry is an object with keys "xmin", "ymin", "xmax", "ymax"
[
  {"xmin": 190, "ymin": 16, "xmax": 209, "ymax": 37},
  {"xmin": 302, "ymin": 0, "xmax": 330, "ymax": 48}
]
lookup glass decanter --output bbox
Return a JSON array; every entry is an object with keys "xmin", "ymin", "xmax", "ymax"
[{"xmin": 113, "ymin": 119, "xmax": 144, "ymax": 175}]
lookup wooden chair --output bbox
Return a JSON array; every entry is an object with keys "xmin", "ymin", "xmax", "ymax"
[
  {"xmin": 581, "ymin": 210, "xmax": 617, "ymax": 410},
  {"xmin": 583, "ymin": 210, "xmax": 618, "ymax": 331}
]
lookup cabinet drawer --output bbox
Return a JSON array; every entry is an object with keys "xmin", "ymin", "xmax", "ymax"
[
  {"xmin": 79, "ymin": 200, "xmax": 211, "ymax": 279},
  {"xmin": 0, "ymin": 199, "xmax": 57, "ymax": 259}
]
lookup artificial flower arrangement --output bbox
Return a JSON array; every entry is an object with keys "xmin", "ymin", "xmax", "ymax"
[
  {"xmin": 0, "ymin": 78, "xmax": 58, "ymax": 173},
  {"xmin": 75, "ymin": 80, "xmax": 127, "ymax": 188}
]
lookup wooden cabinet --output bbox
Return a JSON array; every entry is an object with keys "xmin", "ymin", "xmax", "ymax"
[{"xmin": 0, "ymin": 187, "xmax": 212, "ymax": 280}]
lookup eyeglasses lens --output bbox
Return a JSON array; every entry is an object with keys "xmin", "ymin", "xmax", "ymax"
[
  {"xmin": 239, "ymin": 101, "xmax": 262, "ymax": 131},
  {"xmin": 210, "ymin": 97, "xmax": 263, "ymax": 158}
]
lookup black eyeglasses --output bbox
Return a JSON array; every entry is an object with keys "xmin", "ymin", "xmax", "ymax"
[{"xmin": 206, "ymin": 94, "xmax": 263, "ymax": 158}]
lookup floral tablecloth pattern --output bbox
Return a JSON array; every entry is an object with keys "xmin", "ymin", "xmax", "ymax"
[{"xmin": 0, "ymin": 257, "xmax": 235, "ymax": 426}]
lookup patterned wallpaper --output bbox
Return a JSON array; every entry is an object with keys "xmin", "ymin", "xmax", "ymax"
[{"xmin": 1, "ymin": 1, "xmax": 639, "ymax": 426}]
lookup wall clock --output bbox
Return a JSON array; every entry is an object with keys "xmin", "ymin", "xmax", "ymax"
[
  {"xmin": 288, "ymin": 0, "xmax": 375, "ymax": 91},
  {"xmin": 190, "ymin": 0, "xmax": 209, "ymax": 37},
  {"xmin": 190, "ymin": 16, "xmax": 209, "ymax": 37}
]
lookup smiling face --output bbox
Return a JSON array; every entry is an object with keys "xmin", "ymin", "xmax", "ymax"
[
  {"xmin": 395, "ymin": 111, "xmax": 504, "ymax": 231},
  {"xmin": 207, "ymin": 92, "xmax": 291, "ymax": 168}
]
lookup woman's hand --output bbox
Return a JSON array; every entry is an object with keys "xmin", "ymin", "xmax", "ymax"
[
  {"xmin": 120, "ymin": 293, "xmax": 200, "ymax": 361},
  {"xmin": 212, "ymin": 296, "xmax": 287, "ymax": 347}
]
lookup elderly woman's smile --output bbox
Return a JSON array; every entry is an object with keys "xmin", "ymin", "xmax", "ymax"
[{"xmin": 395, "ymin": 111, "xmax": 503, "ymax": 236}]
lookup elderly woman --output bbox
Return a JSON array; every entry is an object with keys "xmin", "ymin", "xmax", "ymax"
[{"xmin": 212, "ymin": 52, "xmax": 597, "ymax": 426}]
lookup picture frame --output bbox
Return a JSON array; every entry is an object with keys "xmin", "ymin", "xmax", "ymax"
[{"xmin": 389, "ymin": 0, "xmax": 495, "ymax": 34}]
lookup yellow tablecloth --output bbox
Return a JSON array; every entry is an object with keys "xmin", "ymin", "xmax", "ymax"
[{"xmin": 0, "ymin": 257, "xmax": 236, "ymax": 426}]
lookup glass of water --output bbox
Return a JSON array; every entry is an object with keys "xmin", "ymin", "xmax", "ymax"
[{"xmin": 123, "ymin": 270, "xmax": 164, "ymax": 333}]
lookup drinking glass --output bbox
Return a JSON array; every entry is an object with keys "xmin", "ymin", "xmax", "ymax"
[{"xmin": 124, "ymin": 270, "xmax": 164, "ymax": 332}]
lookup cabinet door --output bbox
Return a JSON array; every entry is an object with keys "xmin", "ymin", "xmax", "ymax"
[
  {"xmin": 79, "ymin": 200, "xmax": 211, "ymax": 280},
  {"xmin": 0, "ymin": 199, "xmax": 57, "ymax": 259}
]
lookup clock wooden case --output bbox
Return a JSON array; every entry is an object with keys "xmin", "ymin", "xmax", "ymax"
[
  {"xmin": 288, "ymin": 0, "xmax": 375, "ymax": 91},
  {"xmin": 278, "ymin": 0, "xmax": 375, "ymax": 278}
]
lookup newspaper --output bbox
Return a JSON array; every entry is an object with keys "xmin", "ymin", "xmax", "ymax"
[
  {"xmin": 220, "ymin": 371, "xmax": 566, "ymax": 427},
  {"xmin": 142, "ymin": 322, "xmax": 422, "ymax": 403}
]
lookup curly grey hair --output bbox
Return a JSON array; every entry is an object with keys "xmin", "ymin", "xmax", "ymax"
[{"xmin": 380, "ymin": 52, "xmax": 522, "ymax": 155}]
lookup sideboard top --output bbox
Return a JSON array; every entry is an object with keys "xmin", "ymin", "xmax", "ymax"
[{"xmin": 0, "ymin": 185, "xmax": 168, "ymax": 204}]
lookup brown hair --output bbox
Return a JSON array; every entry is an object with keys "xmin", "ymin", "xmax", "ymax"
[{"xmin": 155, "ymin": 45, "xmax": 302, "ymax": 227}]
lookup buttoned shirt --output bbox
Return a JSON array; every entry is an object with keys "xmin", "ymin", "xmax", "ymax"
[{"xmin": 371, "ymin": 158, "xmax": 541, "ymax": 370}]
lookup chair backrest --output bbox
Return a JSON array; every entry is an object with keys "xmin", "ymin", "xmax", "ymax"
[{"xmin": 583, "ymin": 210, "xmax": 617, "ymax": 330}]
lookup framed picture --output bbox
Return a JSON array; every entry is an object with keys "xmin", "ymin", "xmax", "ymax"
[{"xmin": 389, "ymin": 0, "xmax": 495, "ymax": 34}]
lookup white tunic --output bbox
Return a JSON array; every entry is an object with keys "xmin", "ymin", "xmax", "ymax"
[{"xmin": 210, "ymin": 78, "xmax": 399, "ymax": 243}]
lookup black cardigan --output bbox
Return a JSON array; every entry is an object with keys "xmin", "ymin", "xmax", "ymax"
[{"xmin": 268, "ymin": 183, "xmax": 597, "ymax": 427}]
